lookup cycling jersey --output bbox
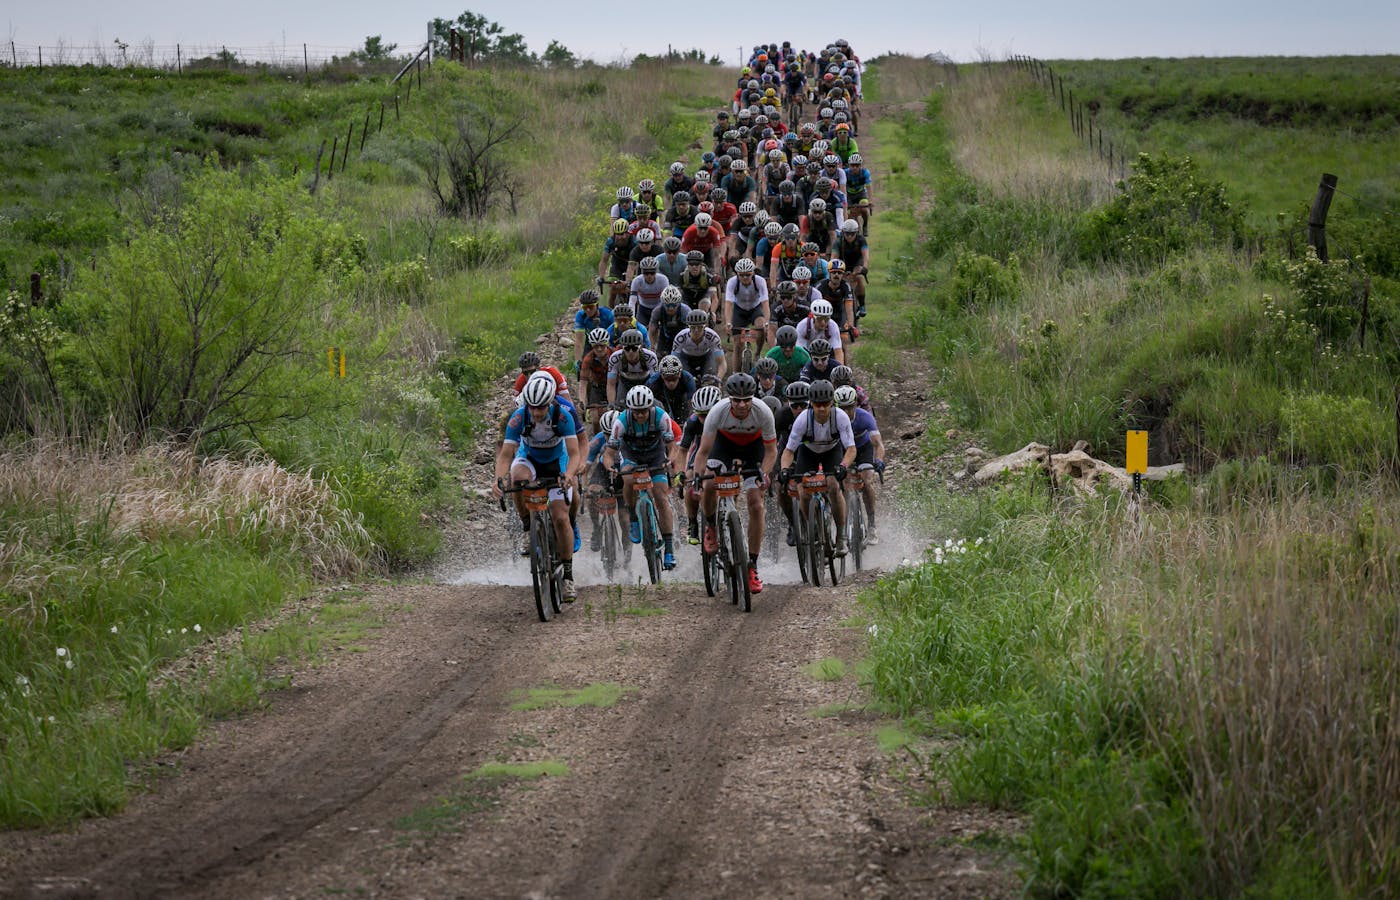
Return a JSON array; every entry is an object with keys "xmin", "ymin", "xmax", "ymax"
[
  {"xmin": 654, "ymin": 250, "xmax": 687, "ymax": 284},
  {"xmin": 681, "ymin": 223, "xmax": 727, "ymax": 254},
  {"xmin": 771, "ymin": 196, "xmax": 804, "ymax": 226},
  {"xmin": 579, "ymin": 349, "xmax": 611, "ymax": 407},
  {"xmin": 765, "ymin": 345, "xmax": 811, "ymax": 384},
  {"xmin": 645, "ymin": 370, "xmax": 696, "ymax": 423},
  {"xmin": 711, "ymin": 202, "xmax": 739, "ymax": 233},
  {"xmin": 817, "ymin": 279, "xmax": 854, "ymax": 326},
  {"xmin": 798, "ymin": 358, "xmax": 837, "ymax": 382},
  {"xmin": 678, "ymin": 413, "xmax": 706, "ymax": 467},
  {"xmin": 511, "ymin": 366, "xmax": 570, "ymax": 399},
  {"xmin": 785, "ymin": 408, "xmax": 855, "ymax": 454},
  {"xmin": 847, "ymin": 406, "xmax": 879, "ymax": 447},
  {"xmin": 609, "ymin": 201, "xmax": 637, "ymax": 222},
  {"xmin": 627, "ymin": 242, "xmax": 661, "ymax": 266},
  {"xmin": 719, "ymin": 174, "xmax": 757, "ymax": 203},
  {"xmin": 724, "ymin": 274, "xmax": 770, "ymax": 313},
  {"xmin": 844, "ymin": 166, "xmax": 871, "ymax": 201},
  {"xmin": 676, "ymin": 268, "xmax": 718, "ymax": 307},
  {"xmin": 574, "ymin": 306, "xmax": 616, "ymax": 334},
  {"xmin": 703, "ymin": 397, "xmax": 777, "ymax": 447},
  {"xmin": 664, "ymin": 174, "xmax": 694, "ymax": 197},
  {"xmin": 647, "ymin": 303, "xmax": 693, "ymax": 351},
  {"xmin": 770, "ymin": 243, "xmax": 806, "ymax": 282},
  {"xmin": 503, "ymin": 402, "xmax": 577, "ymax": 462},
  {"xmin": 629, "ymin": 274, "xmax": 670, "ymax": 322},
  {"xmin": 796, "ymin": 316, "xmax": 842, "ymax": 351},
  {"xmin": 610, "ymin": 406, "xmax": 676, "ymax": 455},
  {"xmin": 770, "ymin": 300, "xmax": 811, "ymax": 331},
  {"xmin": 664, "ymin": 205, "xmax": 697, "ymax": 238},
  {"xmin": 603, "ymin": 235, "xmax": 632, "ymax": 277},
  {"xmin": 836, "ymin": 235, "xmax": 869, "ymax": 270},
  {"xmin": 755, "ymin": 374, "xmax": 789, "ymax": 401},
  {"xmin": 607, "ymin": 346, "xmax": 660, "ymax": 386},
  {"xmin": 606, "ymin": 320, "xmax": 650, "ymax": 349},
  {"xmin": 830, "ymin": 136, "xmax": 859, "ymax": 163},
  {"xmin": 672, "ymin": 326, "xmax": 724, "ymax": 362}
]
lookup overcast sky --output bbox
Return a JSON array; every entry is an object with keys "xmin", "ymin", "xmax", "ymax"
[{"xmin": 6, "ymin": 0, "xmax": 1399, "ymax": 63}]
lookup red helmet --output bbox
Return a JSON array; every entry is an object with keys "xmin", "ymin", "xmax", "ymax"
[{"xmin": 698, "ymin": 200, "xmax": 714, "ymax": 214}]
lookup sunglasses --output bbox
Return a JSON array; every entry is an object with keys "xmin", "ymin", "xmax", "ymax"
[{"xmin": 730, "ymin": 398, "xmax": 752, "ymax": 405}]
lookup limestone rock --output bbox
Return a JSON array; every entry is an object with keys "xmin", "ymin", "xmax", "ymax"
[{"xmin": 973, "ymin": 443, "xmax": 1048, "ymax": 483}]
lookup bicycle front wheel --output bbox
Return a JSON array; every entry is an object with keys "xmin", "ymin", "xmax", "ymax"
[
  {"xmin": 702, "ymin": 521, "xmax": 719, "ymax": 597},
  {"xmin": 792, "ymin": 495, "xmax": 810, "ymax": 584},
  {"xmin": 847, "ymin": 490, "xmax": 864, "ymax": 573},
  {"xmin": 601, "ymin": 513, "xmax": 620, "ymax": 581},
  {"xmin": 530, "ymin": 516, "xmax": 553, "ymax": 622},
  {"xmin": 639, "ymin": 494, "xmax": 661, "ymax": 585},
  {"xmin": 823, "ymin": 500, "xmax": 841, "ymax": 586},
  {"xmin": 728, "ymin": 506, "xmax": 751, "ymax": 612},
  {"xmin": 721, "ymin": 512, "xmax": 742, "ymax": 605},
  {"xmin": 805, "ymin": 495, "xmax": 824, "ymax": 587}
]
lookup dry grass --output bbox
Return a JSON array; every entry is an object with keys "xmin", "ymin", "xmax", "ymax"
[
  {"xmin": 869, "ymin": 54, "xmax": 959, "ymax": 105},
  {"xmin": 0, "ymin": 441, "xmax": 371, "ymax": 583},
  {"xmin": 1117, "ymin": 486, "xmax": 1400, "ymax": 891},
  {"xmin": 943, "ymin": 66, "xmax": 1118, "ymax": 207}
]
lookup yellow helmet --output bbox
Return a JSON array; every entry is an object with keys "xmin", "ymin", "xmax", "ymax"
[{"xmin": 611, "ymin": 218, "xmax": 628, "ymax": 234}]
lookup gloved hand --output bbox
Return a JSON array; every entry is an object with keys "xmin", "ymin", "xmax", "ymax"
[
  {"xmin": 778, "ymin": 468, "xmax": 792, "ymax": 485},
  {"xmin": 875, "ymin": 459, "xmax": 885, "ymax": 473},
  {"xmin": 834, "ymin": 464, "xmax": 848, "ymax": 480},
  {"xmin": 573, "ymin": 359, "xmax": 582, "ymax": 377},
  {"xmin": 849, "ymin": 326, "xmax": 859, "ymax": 341}
]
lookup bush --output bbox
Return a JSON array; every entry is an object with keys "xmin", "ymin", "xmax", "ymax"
[
  {"xmin": 1284, "ymin": 246, "xmax": 1366, "ymax": 341},
  {"xmin": 1080, "ymin": 153, "xmax": 1248, "ymax": 264},
  {"xmin": 1281, "ymin": 391, "xmax": 1391, "ymax": 467},
  {"xmin": 941, "ymin": 249, "xmax": 1022, "ymax": 311}
]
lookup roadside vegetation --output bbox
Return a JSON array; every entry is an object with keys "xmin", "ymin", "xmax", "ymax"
[
  {"xmin": 861, "ymin": 56, "xmax": 1399, "ymax": 896},
  {"xmin": 0, "ymin": 47, "xmax": 723, "ymax": 826}
]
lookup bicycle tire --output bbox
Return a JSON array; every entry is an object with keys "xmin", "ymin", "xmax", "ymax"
[
  {"xmin": 791, "ymin": 494, "xmax": 810, "ymax": 584},
  {"xmin": 823, "ymin": 499, "xmax": 841, "ymax": 586},
  {"xmin": 806, "ymin": 494, "xmax": 824, "ymax": 587},
  {"xmin": 701, "ymin": 514, "xmax": 719, "ymax": 597},
  {"xmin": 600, "ymin": 513, "xmax": 620, "ymax": 581},
  {"xmin": 729, "ymin": 507, "xmax": 751, "ymax": 612},
  {"xmin": 546, "ymin": 517, "xmax": 564, "ymax": 613},
  {"xmin": 740, "ymin": 341, "xmax": 754, "ymax": 375},
  {"xmin": 848, "ymin": 490, "xmax": 864, "ymax": 572},
  {"xmin": 530, "ymin": 515, "xmax": 552, "ymax": 622},
  {"xmin": 639, "ymin": 493, "xmax": 661, "ymax": 585},
  {"xmin": 722, "ymin": 512, "xmax": 742, "ymax": 606}
]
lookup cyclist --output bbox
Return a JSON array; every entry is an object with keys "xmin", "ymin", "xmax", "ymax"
[
  {"xmin": 578, "ymin": 328, "xmax": 613, "ymax": 435},
  {"xmin": 672, "ymin": 307, "xmax": 727, "ymax": 381},
  {"xmin": 692, "ymin": 373, "xmax": 778, "ymax": 595},
  {"xmin": 676, "ymin": 250, "xmax": 720, "ymax": 315},
  {"xmin": 802, "ymin": 199, "xmax": 838, "ymax": 255},
  {"xmin": 830, "ymin": 364, "xmax": 871, "ymax": 411},
  {"xmin": 607, "ymin": 329, "xmax": 659, "ymax": 408},
  {"xmin": 676, "ymin": 381, "xmax": 724, "ymax": 546},
  {"xmin": 646, "ymin": 354, "xmax": 697, "ymax": 424},
  {"xmin": 584, "ymin": 408, "xmax": 627, "ymax": 551},
  {"xmin": 709, "ymin": 187, "xmax": 738, "ymax": 234},
  {"xmin": 663, "ymin": 191, "xmax": 697, "ymax": 239},
  {"xmin": 607, "ymin": 304, "xmax": 651, "ymax": 350},
  {"xmin": 773, "ymin": 379, "xmax": 810, "ymax": 544},
  {"xmin": 572, "ymin": 289, "xmax": 615, "ymax": 374},
  {"xmin": 835, "ymin": 384, "xmax": 885, "ymax": 545},
  {"xmin": 820, "ymin": 153, "xmax": 848, "ymax": 191},
  {"xmin": 511, "ymin": 351, "xmax": 571, "ymax": 403},
  {"xmin": 603, "ymin": 385, "xmax": 680, "ymax": 570},
  {"xmin": 799, "ymin": 337, "xmax": 839, "ymax": 382},
  {"xmin": 843, "ymin": 154, "xmax": 871, "ymax": 231},
  {"xmin": 494, "ymin": 375, "xmax": 584, "ymax": 601},
  {"xmin": 770, "ymin": 181, "xmax": 805, "ymax": 227},
  {"xmin": 627, "ymin": 204, "xmax": 661, "ymax": 243},
  {"xmin": 812, "ymin": 177, "xmax": 847, "ymax": 230},
  {"xmin": 830, "ymin": 124, "xmax": 859, "ymax": 164},
  {"xmin": 753, "ymin": 220, "xmax": 784, "ymax": 282},
  {"xmin": 609, "ymin": 186, "xmax": 637, "ymax": 222},
  {"xmin": 796, "ymin": 299, "xmax": 846, "ymax": 365},
  {"xmin": 779, "ymin": 379, "xmax": 855, "ymax": 558},
  {"xmin": 835, "ymin": 220, "xmax": 871, "ymax": 317},
  {"xmin": 664, "ymin": 162, "xmax": 694, "ymax": 202},
  {"xmin": 753, "ymin": 355, "xmax": 788, "ymax": 400},
  {"xmin": 724, "ymin": 258, "xmax": 770, "ymax": 373},
  {"xmin": 817, "ymin": 260, "xmax": 857, "ymax": 341},
  {"xmin": 769, "ymin": 223, "xmax": 805, "ymax": 288},
  {"xmin": 629, "ymin": 256, "xmax": 670, "ymax": 327},
  {"xmin": 794, "ymin": 257, "xmax": 829, "ymax": 296},
  {"xmin": 727, "ymin": 202, "xmax": 762, "ymax": 265},
  {"xmin": 647, "ymin": 286, "xmax": 693, "ymax": 355},
  {"xmin": 625, "ymin": 229, "xmax": 662, "ymax": 284},
  {"xmin": 765, "ymin": 324, "xmax": 811, "ymax": 384},
  {"xmin": 681, "ymin": 211, "xmax": 727, "ymax": 274},
  {"xmin": 767, "ymin": 280, "xmax": 810, "ymax": 344},
  {"xmin": 719, "ymin": 158, "xmax": 758, "ymax": 207},
  {"xmin": 654, "ymin": 235, "xmax": 686, "ymax": 284},
  {"xmin": 596, "ymin": 219, "xmax": 633, "ymax": 305}
]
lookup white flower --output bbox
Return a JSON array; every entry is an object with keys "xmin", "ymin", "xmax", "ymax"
[
  {"xmin": 866, "ymin": 623, "xmax": 879, "ymax": 637},
  {"xmin": 181, "ymin": 628, "xmax": 188, "ymax": 634},
  {"xmin": 110, "ymin": 625, "xmax": 119, "ymax": 634},
  {"xmin": 64, "ymin": 659, "xmax": 74, "ymax": 670},
  {"xmin": 55, "ymin": 647, "xmax": 68, "ymax": 658},
  {"xmin": 15, "ymin": 675, "xmax": 31, "ymax": 697},
  {"xmin": 47, "ymin": 715, "xmax": 56, "ymax": 724},
  {"xmin": 193, "ymin": 624, "xmax": 202, "ymax": 633}
]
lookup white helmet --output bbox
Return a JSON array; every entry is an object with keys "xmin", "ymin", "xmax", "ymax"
[
  {"xmin": 636, "ymin": 228, "xmax": 655, "ymax": 242},
  {"xmin": 616, "ymin": 186, "xmax": 634, "ymax": 200},
  {"xmin": 823, "ymin": 154, "xmax": 841, "ymax": 167},
  {"xmin": 734, "ymin": 258, "xmax": 756, "ymax": 274},
  {"xmin": 659, "ymin": 354, "xmax": 684, "ymax": 376},
  {"xmin": 834, "ymin": 385, "xmax": 858, "ymax": 407},
  {"xmin": 598, "ymin": 409, "xmax": 620, "ymax": 435},
  {"xmin": 669, "ymin": 162, "xmax": 685, "ymax": 175},
  {"xmin": 841, "ymin": 219, "xmax": 861, "ymax": 233},
  {"xmin": 522, "ymin": 374, "xmax": 556, "ymax": 407},
  {"xmin": 692, "ymin": 385, "xmax": 723, "ymax": 413},
  {"xmin": 738, "ymin": 201, "xmax": 757, "ymax": 215},
  {"xmin": 626, "ymin": 385, "xmax": 655, "ymax": 410},
  {"xmin": 661, "ymin": 285, "xmax": 683, "ymax": 304},
  {"xmin": 810, "ymin": 198, "xmax": 827, "ymax": 212},
  {"xmin": 810, "ymin": 299, "xmax": 834, "ymax": 317},
  {"xmin": 694, "ymin": 212, "xmax": 713, "ymax": 229},
  {"xmin": 793, "ymin": 266, "xmax": 813, "ymax": 281},
  {"xmin": 588, "ymin": 327, "xmax": 610, "ymax": 346}
]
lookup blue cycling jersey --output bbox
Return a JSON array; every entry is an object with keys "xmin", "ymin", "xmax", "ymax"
[{"xmin": 574, "ymin": 306, "xmax": 616, "ymax": 334}]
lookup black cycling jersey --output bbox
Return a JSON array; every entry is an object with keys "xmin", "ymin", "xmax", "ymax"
[
  {"xmin": 817, "ymin": 279, "xmax": 854, "ymax": 327},
  {"xmin": 770, "ymin": 300, "xmax": 811, "ymax": 331},
  {"xmin": 677, "ymin": 269, "xmax": 717, "ymax": 307}
]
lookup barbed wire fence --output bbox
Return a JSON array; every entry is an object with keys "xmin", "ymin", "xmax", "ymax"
[{"xmin": 0, "ymin": 38, "xmax": 414, "ymax": 76}]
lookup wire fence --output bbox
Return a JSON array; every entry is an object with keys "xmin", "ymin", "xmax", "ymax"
[
  {"xmin": 0, "ymin": 38, "xmax": 409, "ymax": 76},
  {"xmin": 1006, "ymin": 54, "xmax": 1133, "ymax": 184}
]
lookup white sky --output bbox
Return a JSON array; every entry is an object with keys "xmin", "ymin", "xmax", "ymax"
[{"xmin": 6, "ymin": 0, "xmax": 1399, "ymax": 63}]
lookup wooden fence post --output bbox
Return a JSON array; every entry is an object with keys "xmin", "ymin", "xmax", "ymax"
[
  {"xmin": 304, "ymin": 43, "xmax": 309, "ymax": 78},
  {"xmin": 30, "ymin": 273, "xmax": 42, "ymax": 308},
  {"xmin": 1359, "ymin": 276, "xmax": 1371, "ymax": 347},
  {"xmin": 328, "ymin": 137, "xmax": 338, "ymax": 181},
  {"xmin": 311, "ymin": 139, "xmax": 326, "ymax": 193},
  {"xmin": 394, "ymin": 94, "xmax": 400, "ymax": 121},
  {"xmin": 379, "ymin": 101, "xmax": 385, "ymax": 132},
  {"xmin": 38, "ymin": 46, "xmax": 42, "ymax": 69},
  {"xmin": 360, "ymin": 109, "xmax": 371, "ymax": 150},
  {"xmin": 342, "ymin": 121, "xmax": 353, "ymax": 171},
  {"xmin": 176, "ymin": 44, "xmax": 181, "ymax": 74},
  {"xmin": 1307, "ymin": 173, "xmax": 1339, "ymax": 263}
]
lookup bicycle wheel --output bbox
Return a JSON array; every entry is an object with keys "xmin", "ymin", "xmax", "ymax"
[
  {"xmin": 740, "ymin": 341, "xmax": 754, "ymax": 375},
  {"xmin": 600, "ymin": 513, "xmax": 620, "ymax": 581},
  {"xmin": 639, "ymin": 494, "xmax": 661, "ymax": 585},
  {"xmin": 791, "ymin": 495, "xmax": 809, "ymax": 584},
  {"xmin": 847, "ymin": 490, "xmax": 864, "ymax": 572},
  {"xmin": 728, "ymin": 507, "xmax": 751, "ymax": 612},
  {"xmin": 547, "ymin": 519, "xmax": 565, "ymax": 613},
  {"xmin": 721, "ymin": 512, "xmax": 742, "ymax": 605},
  {"xmin": 806, "ymin": 495, "xmax": 824, "ymax": 587},
  {"xmin": 701, "ymin": 515, "xmax": 720, "ymax": 597},
  {"xmin": 529, "ymin": 515, "xmax": 553, "ymax": 622},
  {"xmin": 823, "ymin": 500, "xmax": 841, "ymax": 586}
]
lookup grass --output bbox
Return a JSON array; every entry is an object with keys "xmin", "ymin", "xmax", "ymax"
[
  {"xmin": 509, "ymin": 682, "xmax": 633, "ymax": 711},
  {"xmin": 859, "ymin": 55, "xmax": 1400, "ymax": 897},
  {"xmin": 392, "ymin": 758, "xmax": 570, "ymax": 833},
  {"xmin": 801, "ymin": 658, "xmax": 848, "ymax": 682}
]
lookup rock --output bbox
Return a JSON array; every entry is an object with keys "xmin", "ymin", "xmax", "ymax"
[
  {"xmin": 558, "ymin": 335, "xmax": 575, "ymax": 348},
  {"xmin": 534, "ymin": 334, "xmax": 550, "ymax": 345},
  {"xmin": 1072, "ymin": 439, "xmax": 1090, "ymax": 453},
  {"xmin": 972, "ymin": 442, "xmax": 1049, "ymax": 483},
  {"xmin": 944, "ymin": 429, "xmax": 957, "ymax": 440},
  {"xmin": 899, "ymin": 428, "xmax": 924, "ymax": 440},
  {"xmin": 973, "ymin": 442, "xmax": 1187, "ymax": 493}
]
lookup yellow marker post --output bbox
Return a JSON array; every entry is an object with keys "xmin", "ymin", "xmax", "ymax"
[
  {"xmin": 327, "ymin": 347, "xmax": 346, "ymax": 379},
  {"xmin": 1126, "ymin": 430, "xmax": 1148, "ymax": 495}
]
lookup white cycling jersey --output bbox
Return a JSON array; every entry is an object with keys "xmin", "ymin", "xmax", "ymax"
[
  {"xmin": 672, "ymin": 327, "xmax": 724, "ymax": 359},
  {"xmin": 785, "ymin": 408, "xmax": 855, "ymax": 454},
  {"xmin": 607, "ymin": 347, "xmax": 660, "ymax": 382},
  {"xmin": 795, "ymin": 316, "xmax": 843, "ymax": 350},
  {"xmin": 724, "ymin": 274, "xmax": 770, "ymax": 312}
]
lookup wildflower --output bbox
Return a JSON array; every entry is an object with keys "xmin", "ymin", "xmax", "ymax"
[
  {"xmin": 55, "ymin": 647, "xmax": 68, "ymax": 658},
  {"xmin": 15, "ymin": 675, "xmax": 31, "ymax": 697},
  {"xmin": 64, "ymin": 659, "xmax": 73, "ymax": 670},
  {"xmin": 47, "ymin": 715, "xmax": 56, "ymax": 724},
  {"xmin": 866, "ymin": 623, "xmax": 879, "ymax": 638},
  {"xmin": 110, "ymin": 625, "xmax": 119, "ymax": 634},
  {"xmin": 181, "ymin": 628, "xmax": 188, "ymax": 635},
  {"xmin": 193, "ymin": 624, "xmax": 202, "ymax": 633}
]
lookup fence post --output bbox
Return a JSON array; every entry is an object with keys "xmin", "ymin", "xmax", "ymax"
[
  {"xmin": 394, "ymin": 94, "xmax": 400, "ymax": 121},
  {"xmin": 342, "ymin": 121, "xmax": 353, "ymax": 171},
  {"xmin": 38, "ymin": 46, "xmax": 42, "ymax": 69},
  {"xmin": 30, "ymin": 273, "xmax": 42, "ymax": 308},
  {"xmin": 328, "ymin": 136, "xmax": 337, "ymax": 181},
  {"xmin": 1359, "ymin": 276, "xmax": 1371, "ymax": 347},
  {"xmin": 10, "ymin": 41, "xmax": 15, "ymax": 67},
  {"xmin": 379, "ymin": 101, "xmax": 385, "ymax": 132},
  {"xmin": 311, "ymin": 139, "xmax": 326, "ymax": 193},
  {"xmin": 304, "ymin": 43, "xmax": 309, "ymax": 78},
  {"xmin": 1307, "ymin": 173, "xmax": 1339, "ymax": 263},
  {"xmin": 416, "ymin": 57, "xmax": 422, "ymax": 90},
  {"xmin": 223, "ymin": 45, "xmax": 229, "ymax": 70},
  {"xmin": 360, "ymin": 109, "xmax": 371, "ymax": 150},
  {"xmin": 176, "ymin": 44, "xmax": 182, "ymax": 74}
]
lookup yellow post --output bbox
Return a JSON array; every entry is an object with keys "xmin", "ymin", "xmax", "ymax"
[
  {"xmin": 338, "ymin": 348, "xmax": 346, "ymax": 379},
  {"xmin": 327, "ymin": 347, "xmax": 337, "ymax": 378},
  {"xmin": 1125, "ymin": 431, "xmax": 1148, "ymax": 474}
]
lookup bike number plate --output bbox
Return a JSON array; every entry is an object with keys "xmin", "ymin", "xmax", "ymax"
[
  {"xmin": 596, "ymin": 495, "xmax": 618, "ymax": 513},
  {"xmin": 631, "ymin": 472, "xmax": 654, "ymax": 489},
  {"xmin": 715, "ymin": 473, "xmax": 742, "ymax": 497},
  {"xmin": 523, "ymin": 488, "xmax": 549, "ymax": 512},
  {"xmin": 803, "ymin": 473, "xmax": 826, "ymax": 490}
]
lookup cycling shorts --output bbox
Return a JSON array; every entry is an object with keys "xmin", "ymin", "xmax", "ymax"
[
  {"xmin": 730, "ymin": 304, "xmax": 764, "ymax": 330},
  {"xmin": 793, "ymin": 445, "xmax": 842, "ymax": 477},
  {"xmin": 854, "ymin": 442, "xmax": 877, "ymax": 469},
  {"xmin": 510, "ymin": 455, "xmax": 573, "ymax": 503},
  {"xmin": 707, "ymin": 436, "xmax": 766, "ymax": 491},
  {"xmin": 619, "ymin": 446, "xmax": 671, "ymax": 483}
]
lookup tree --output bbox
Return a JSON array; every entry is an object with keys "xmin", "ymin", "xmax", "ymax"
[
  {"xmin": 353, "ymin": 35, "xmax": 398, "ymax": 63},
  {"xmin": 68, "ymin": 165, "xmax": 351, "ymax": 442},
  {"xmin": 542, "ymin": 40, "xmax": 576, "ymax": 69},
  {"xmin": 426, "ymin": 109, "xmax": 525, "ymax": 220},
  {"xmin": 430, "ymin": 10, "xmax": 534, "ymax": 66}
]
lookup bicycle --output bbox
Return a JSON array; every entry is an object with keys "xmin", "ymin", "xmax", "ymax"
[
  {"xmin": 623, "ymin": 465, "xmax": 670, "ymax": 585},
  {"xmin": 800, "ymin": 466, "xmax": 843, "ymax": 586},
  {"xmin": 589, "ymin": 474, "xmax": 628, "ymax": 582},
  {"xmin": 784, "ymin": 477, "xmax": 809, "ymax": 585},
  {"xmin": 731, "ymin": 325, "xmax": 764, "ymax": 374},
  {"xmin": 598, "ymin": 276, "xmax": 629, "ymax": 309},
  {"xmin": 786, "ymin": 93, "xmax": 804, "ymax": 131},
  {"xmin": 500, "ymin": 477, "xmax": 565, "ymax": 622},
  {"xmin": 696, "ymin": 462, "xmax": 760, "ymax": 612},
  {"xmin": 844, "ymin": 462, "xmax": 885, "ymax": 573}
]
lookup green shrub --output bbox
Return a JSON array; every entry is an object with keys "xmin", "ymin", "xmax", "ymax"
[
  {"xmin": 1281, "ymin": 391, "xmax": 1391, "ymax": 467},
  {"xmin": 1284, "ymin": 247, "xmax": 1365, "ymax": 340},
  {"xmin": 941, "ymin": 250, "xmax": 1023, "ymax": 311},
  {"xmin": 1079, "ymin": 153, "xmax": 1248, "ymax": 264}
]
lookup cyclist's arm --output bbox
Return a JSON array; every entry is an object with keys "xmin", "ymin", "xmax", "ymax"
[
  {"xmin": 870, "ymin": 430, "xmax": 886, "ymax": 463},
  {"xmin": 562, "ymin": 434, "xmax": 584, "ymax": 484}
]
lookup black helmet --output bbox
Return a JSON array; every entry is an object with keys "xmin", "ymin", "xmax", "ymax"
[
  {"xmin": 518, "ymin": 351, "xmax": 540, "ymax": 371},
  {"xmin": 776, "ymin": 325, "xmax": 799, "ymax": 348},
  {"xmin": 685, "ymin": 308, "xmax": 709, "ymax": 326},
  {"xmin": 578, "ymin": 288, "xmax": 601, "ymax": 306},
  {"xmin": 830, "ymin": 365, "xmax": 853, "ymax": 386},
  {"xmin": 785, "ymin": 380, "xmax": 810, "ymax": 402},
  {"xmin": 808, "ymin": 379, "xmax": 835, "ymax": 404},
  {"xmin": 674, "ymin": 191, "xmax": 692, "ymax": 204},
  {"xmin": 809, "ymin": 338, "xmax": 832, "ymax": 358},
  {"xmin": 724, "ymin": 372, "xmax": 757, "ymax": 399},
  {"xmin": 620, "ymin": 329, "xmax": 644, "ymax": 347},
  {"xmin": 779, "ymin": 180, "xmax": 796, "ymax": 195},
  {"xmin": 662, "ymin": 236, "xmax": 682, "ymax": 252},
  {"xmin": 686, "ymin": 249, "xmax": 706, "ymax": 264},
  {"xmin": 754, "ymin": 357, "xmax": 779, "ymax": 377}
]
